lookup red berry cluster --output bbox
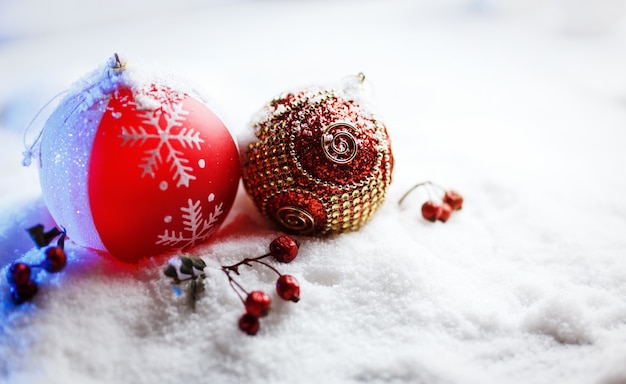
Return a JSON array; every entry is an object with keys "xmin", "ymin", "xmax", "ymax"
[
  {"xmin": 399, "ymin": 181, "xmax": 464, "ymax": 222},
  {"xmin": 163, "ymin": 235, "xmax": 301, "ymax": 336},
  {"xmin": 222, "ymin": 235, "xmax": 301, "ymax": 335},
  {"xmin": 5, "ymin": 224, "xmax": 67, "ymax": 304}
]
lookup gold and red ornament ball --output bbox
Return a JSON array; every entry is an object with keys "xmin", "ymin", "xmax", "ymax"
[
  {"xmin": 35, "ymin": 54, "xmax": 240, "ymax": 263},
  {"xmin": 241, "ymin": 74, "xmax": 393, "ymax": 236}
]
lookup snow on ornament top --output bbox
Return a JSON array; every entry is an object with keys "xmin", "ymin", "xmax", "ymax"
[
  {"xmin": 241, "ymin": 73, "xmax": 393, "ymax": 236},
  {"xmin": 35, "ymin": 54, "xmax": 241, "ymax": 263}
]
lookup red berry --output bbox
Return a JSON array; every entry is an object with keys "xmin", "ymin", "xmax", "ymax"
[
  {"xmin": 437, "ymin": 203, "xmax": 452, "ymax": 223},
  {"xmin": 239, "ymin": 313, "xmax": 260, "ymax": 336},
  {"xmin": 7, "ymin": 262, "xmax": 31, "ymax": 287},
  {"xmin": 421, "ymin": 201, "xmax": 441, "ymax": 222},
  {"xmin": 443, "ymin": 190, "xmax": 463, "ymax": 211},
  {"xmin": 10, "ymin": 280, "xmax": 38, "ymax": 303},
  {"xmin": 269, "ymin": 235, "xmax": 299, "ymax": 263},
  {"xmin": 245, "ymin": 290, "xmax": 272, "ymax": 317},
  {"xmin": 43, "ymin": 246, "xmax": 67, "ymax": 272},
  {"xmin": 276, "ymin": 274, "xmax": 300, "ymax": 302}
]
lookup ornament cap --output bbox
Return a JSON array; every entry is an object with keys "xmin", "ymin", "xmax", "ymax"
[
  {"xmin": 341, "ymin": 72, "xmax": 375, "ymax": 106},
  {"xmin": 107, "ymin": 53, "xmax": 127, "ymax": 73}
]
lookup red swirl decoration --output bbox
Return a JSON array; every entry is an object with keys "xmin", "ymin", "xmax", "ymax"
[{"xmin": 242, "ymin": 86, "xmax": 393, "ymax": 237}]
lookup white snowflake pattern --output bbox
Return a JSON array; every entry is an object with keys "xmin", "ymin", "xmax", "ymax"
[
  {"xmin": 156, "ymin": 198, "xmax": 224, "ymax": 251},
  {"xmin": 119, "ymin": 100, "xmax": 204, "ymax": 188}
]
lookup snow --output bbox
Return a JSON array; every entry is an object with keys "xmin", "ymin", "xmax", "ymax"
[{"xmin": 1, "ymin": 0, "xmax": 626, "ymax": 383}]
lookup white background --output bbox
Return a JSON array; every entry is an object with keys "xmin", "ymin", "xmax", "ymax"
[{"xmin": 1, "ymin": 1, "xmax": 626, "ymax": 383}]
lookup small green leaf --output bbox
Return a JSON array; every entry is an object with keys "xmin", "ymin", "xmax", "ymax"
[
  {"xmin": 189, "ymin": 279, "xmax": 197, "ymax": 310},
  {"xmin": 27, "ymin": 224, "xmax": 48, "ymax": 248},
  {"xmin": 164, "ymin": 264, "xmax": 178, "ymax": 280},
  {"xmin": 56, "ymin": 228, "xmax": 67, "ymax": 250},
  {"xmin": 179, "ymin": 256, "xmax": 194, "ymax": 275},
  {"xmin": 190, "ymin": 256, "xmax": 206, "ymax": 270},
  {"xmin": 196, "ymin": 279, "xmax": 205, "ymax": 293}
]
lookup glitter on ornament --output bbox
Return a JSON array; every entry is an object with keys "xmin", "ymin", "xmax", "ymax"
[
  {"xmin": 241, "ymin": 74, "xmax": 393, "ymax": 236},
  {"xmin": 32, "ymin": 54, "xmax": 240, "ymax": 263}
]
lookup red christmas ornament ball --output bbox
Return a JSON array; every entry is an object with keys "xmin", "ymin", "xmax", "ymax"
[
  {"xmin": 242, "ymin": 75, "xmax": 393, "ymax": 236},
  {"xmin": 37, "ymin": 55, "xmax": 240, "ymax": 263}
]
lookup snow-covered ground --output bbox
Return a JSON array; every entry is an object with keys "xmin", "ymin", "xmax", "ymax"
[{"xmin": 1, "ymin": 1, "xmax": 626, "ymax": 383}]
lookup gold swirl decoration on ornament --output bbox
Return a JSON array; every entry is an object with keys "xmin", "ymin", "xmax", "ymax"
[
  {"xmin": 320, "ymin": 121, "xmax": 358, "ymax": 164},
  {"xmin": 276, "ymin": 206, "xmax": 316, "ymax": 234}
]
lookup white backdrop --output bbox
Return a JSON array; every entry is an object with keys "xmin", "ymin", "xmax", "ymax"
[{"xmin": 1, "ymin": 1, "xmax": 626, "ymax": 383}]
